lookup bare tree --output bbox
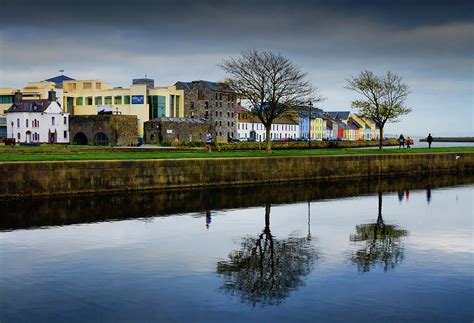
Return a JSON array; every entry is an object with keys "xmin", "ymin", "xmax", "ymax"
[
  {"xmin": 346, "ymin": 70, "xmax": 411, "ymax": 150},
  {"xmin": 221, "ymin": 49, "xmax": 321, "ymax": 152}
]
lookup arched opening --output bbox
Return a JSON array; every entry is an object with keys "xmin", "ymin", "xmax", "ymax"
[
  {"xmin": 94, "ymin": 132, "xmax": 109, "ymax": 146},
  {"xmin": 25, "ymin": 131, "xmax": 31, "ymax": 143},
  {"xmin": 73, "ymin": 132, "xmax": 88, "ymax": 145}
]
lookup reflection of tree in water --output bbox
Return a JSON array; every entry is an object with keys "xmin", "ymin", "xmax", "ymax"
[
  {"xmin": 217, "ymin": 203, "xmax": 319, "ymax": 306},
  {"xmin": 350, "ymin": 192, "xmax": 408, "ymax": 272}
]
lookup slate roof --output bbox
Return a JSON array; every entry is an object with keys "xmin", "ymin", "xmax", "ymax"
[
  {"xmin": 44, "ymin": 75, "xmax": 75, "ymax": 85},
  {"xmin": 326, "ymin": 111, "xmax": 350, "ymax": 120},
  {"xmin": 148, "ymin": 117, "xmax": 209, "ymax": 124},
  {"xmin": 175, "ymin": 80, "xmax": 233, "ymax": 92},
  {"xmin": 348, "ymin": 119, "xmax": 363, "ymax": 129},
  {"xmin": 5, "ymin": 100, "xmax": 51, "ymax": 113}
]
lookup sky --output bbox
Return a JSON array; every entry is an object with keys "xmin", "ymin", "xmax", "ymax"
[{"xmin": 0, "ymin": 0, "xmax": 472, "ymax": 136}]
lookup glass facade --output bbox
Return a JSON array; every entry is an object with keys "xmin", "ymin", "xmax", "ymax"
[
  {"xmin": 95, "ymin": 97, "xmax": 102, "ymax": 105},
  {"xmin": 0, "ymin": 95, "xmax": 14, "ymax": 104},
  {"xmin": 114, "ymin": 96, "xmax": 122, "ymax": 105},
  {"xmin": 169, "ymin": 95, "xmax": 175, "ymax": 117},
  {"xmin": 104, "ymin": 96, "xmax": 112, "ymax": 105},
  {"xmin": 76, "ymin": 97, "xmax": 83, "ymax": 105},
  {"xmin": 124, "ymin": 96, "xmax": 131, "ymax": 104},
  {"xmin": 148, "ymin": 95, "xmax": 166, "ymax": 119}
]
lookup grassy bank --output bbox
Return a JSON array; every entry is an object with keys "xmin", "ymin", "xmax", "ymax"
[{"xmin": 0, "ymin": 146, "xmax": 472, "ymax": 162}]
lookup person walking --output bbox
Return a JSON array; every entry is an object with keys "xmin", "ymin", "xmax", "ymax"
[
  {"xmin": 398, "ymin": 134, "xmax": 405, "ymax": 148},
  {"xmin": 205, "ymin": 131, "xmax": 213, "ymax": 152},
  {"xmin": 406, "ymin": 136, "xmax": 412, "ymax": 149},
  {"xmin": 427, "ymin": 133, "xmax": 433, "ymax": 148}
]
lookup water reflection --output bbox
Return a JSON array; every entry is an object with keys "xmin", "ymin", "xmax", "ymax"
[
  {"xmin": 2, "ymin": 173, "xmax": 472, "ymax": 232},
  {"xmin": 216, "ymin": 204, "xmax": 319, "ymax": 306},
  {"xmin": 349, "ymin": 192, "xmax": 408, "ymax": 272}
]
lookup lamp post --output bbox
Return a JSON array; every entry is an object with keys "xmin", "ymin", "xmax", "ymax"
[{"xmin": 308, "ymin": 101, "xmax": 313, "ymax": 149}]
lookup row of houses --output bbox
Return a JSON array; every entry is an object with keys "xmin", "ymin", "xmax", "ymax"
[
  {"xmin": 0, "ymin": 74, "xmax": 379, "ymax": 145},
  {"xmin": 236, "ymin": 107, "xmax": 380, "ymax": 142}
]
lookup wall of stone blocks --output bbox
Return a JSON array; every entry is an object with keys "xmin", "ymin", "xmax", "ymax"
[{"xmin": 0, "ymin": 152, "xmax": 472, "ymax": 198}]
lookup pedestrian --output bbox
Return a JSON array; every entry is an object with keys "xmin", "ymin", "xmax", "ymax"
[
  {"xmin": 406, "ymin": 136, "xmax": 412, "ymax": 149},
  {"xmin": 398, "ymin": 134, "xmax": 405, "ymax": 148},
  {"xmin": 427, "ymin": 133, "xmax": 433, "ymax": 148},
  {"xmin": 205, "ymin": 131, "xmax": 213, "ymax": 152}
]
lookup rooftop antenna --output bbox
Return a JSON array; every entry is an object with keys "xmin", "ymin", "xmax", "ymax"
[{"xmin": 59, "ymin": 69, "xmax": 64, "ymax": 75}]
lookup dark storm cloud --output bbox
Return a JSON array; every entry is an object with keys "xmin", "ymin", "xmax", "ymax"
[{"xmin": 2, "ymin": 0, "xmax": 473, "ymax": 30}]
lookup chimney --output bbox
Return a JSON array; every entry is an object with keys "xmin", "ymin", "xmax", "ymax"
[
  {"xmin": 48, "ymin": 90, "xmax": 56, "ymax": 102},
  {"xmin": 14, "ymin": 91, "xmax": 22, "ymax": 103}
]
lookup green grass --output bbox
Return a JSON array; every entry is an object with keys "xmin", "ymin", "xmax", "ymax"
[{"xmin": 0, "ymin": 146, "xmax": 472, "ymax": 162}]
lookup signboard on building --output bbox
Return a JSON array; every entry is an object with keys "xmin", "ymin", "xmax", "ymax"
[{"xmin": 132, "ymin": 95, "xmax": 144, "ymax": 104}]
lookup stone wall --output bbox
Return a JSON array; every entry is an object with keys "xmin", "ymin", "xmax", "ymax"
[
  {"xmin": 144, "ymin": 117, "xmax": 210, "ymax": 144},
  {"xmin": 0, "ymin": 152, "xmax": 472, "ymax": 198},
  {"xmin": 70, "ymin": 115, "xmax": 138, "ymax": 146}
]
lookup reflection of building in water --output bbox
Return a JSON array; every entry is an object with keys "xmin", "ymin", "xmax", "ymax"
[
  {"xmin": 206, "ymin": 210, "xmax": 211, "ymax": 229},
  {"xmin": 217, "ymin": 204, "xmax": 319, "ymax": 306},
  {"xmin": 349, "ymin": 192, "xmax": 408, "ymax": 272}
]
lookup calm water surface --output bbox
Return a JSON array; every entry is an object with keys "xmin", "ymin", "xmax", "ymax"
[{"xmin": 1, "ymin": 176, "xmax": 473, "ymax": 322}]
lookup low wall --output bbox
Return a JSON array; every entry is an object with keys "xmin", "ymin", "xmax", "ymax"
[{"xmin": 0, "ymin": 152, "xmax": 472, "ymax": 198}]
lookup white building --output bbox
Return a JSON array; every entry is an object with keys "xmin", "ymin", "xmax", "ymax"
[
  {"xmin": 6, "ymin": 92, "xmax": 69, "ymax": 144},
  {"xmin": 237, "ymin": 108, "xmax": 299, "ymax": 141}
]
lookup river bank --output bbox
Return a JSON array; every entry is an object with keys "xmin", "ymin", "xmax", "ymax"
[{"xmin": 1, "ymin": 152, "xmax": 472, "ymax": 198}]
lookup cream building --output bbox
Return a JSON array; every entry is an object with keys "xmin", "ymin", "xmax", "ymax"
[{"xmin": 61, "ymin": 79, "xmax": 184, "ymax": 136}]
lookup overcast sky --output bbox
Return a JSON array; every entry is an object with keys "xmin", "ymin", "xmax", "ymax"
[{"xmin": 1, "ymin": 0, "xmax": 472, "ymax": 136}]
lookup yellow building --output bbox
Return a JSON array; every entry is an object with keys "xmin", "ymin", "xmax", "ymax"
[
  {"xmin": 61, "ymin": 80, "xmax": 184, "ymax": 136},
  {"xmin": 310, "ymin": 116, "xmax": 324, "ymax": 140}
]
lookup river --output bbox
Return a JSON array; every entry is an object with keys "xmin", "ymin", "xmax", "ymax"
[{"xmin": 1, "ymin": 174, "xmax": 472, "ymax": 322}]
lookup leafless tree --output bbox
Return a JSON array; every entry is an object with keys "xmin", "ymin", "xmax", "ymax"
[
  {"xmin": 346, "ymin": 70, "xmax": 411, "ymax": 150},
  {"xmin": 220, "ymin": 49, "xmax": 321, "ymax": 152}
]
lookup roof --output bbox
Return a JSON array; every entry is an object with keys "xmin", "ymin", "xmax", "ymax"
[
  {"xmin": 348, "ymin": 119, "xmax": 362, "ymax": 129},
  {"xmin": 175, "ymin": 80, "xmax": 234, "ymax": 93},
  {"xmin": 148, "ymin": 117, "xmax": 209, "ymax": 124},
  {"xmin": 5, "ymin": 100, "xmax": 51, "ymax": 113},
  {"xmin": 326, "ymin": 111, "xmax": 350, "ymax": 120},
  {"xmin": 44, "ymin": 75, "xmax": 75, "ymax": 85}
]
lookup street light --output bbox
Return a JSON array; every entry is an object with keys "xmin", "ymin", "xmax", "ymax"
[{"xmin": 308, "ymin": 101, "xmax": 313, "ymax": 149}]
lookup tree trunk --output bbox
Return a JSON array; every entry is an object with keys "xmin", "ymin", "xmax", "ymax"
[
  {"xmin": 265, "ymin": 126, "xmax": 272, "ymax": 153},
  {"xmin": 378, "ymin": 126, "xmax": 384, "ymax": 151}
]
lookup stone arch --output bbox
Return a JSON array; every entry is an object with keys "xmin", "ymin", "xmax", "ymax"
[
  {"xmin": 73, "ymin": 132, "xmax": 88, "ymax": 145},
  {"xmin": 94, "ymin": 132, "xmax": 109, "ymax": 146}
]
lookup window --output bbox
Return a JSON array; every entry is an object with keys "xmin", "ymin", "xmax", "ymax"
[
  {"xmin": 0, "ymin": 95, "xmax": 13, "ymax": 104},
  {"xmin": 83, "ymin": 82, "xmax": 92, "ymax": 89},
  {"xmin": 26, "ymin": 119, "xmax": 29, "ymax": 127},
  {"xmin": 114, "ymin": 96, "xmax": 122, "ymax": 105},
  {"xmin": 17, "ymin": 133, "xmax": 20, "ymax": 140},
  {"xmin": 95, "ymin": 96, "xmax": 103, "ymax": 105},
  {"xmin": 124, "ymin": 96, "xmax": 130, "ymax": 104},
  {"xmin": 215, "ymin": 111, "xmax": 218, "ymax": 117},
  {"xmin": 215, "ymin": 93, "xmax": 218, "ymax": 100},
  {"xmin": 227, "ymin": 112, "xmax": 230, "ymax": 118},
  {"xmin": 86, "ymin": 97, "xmax": 93, "ymax": 105},
  {"xmin": 64, "ymin": 116, "xmax": 67, "ymax": 125},
  {"xmin": 51, "ymin": 117, "xmax": 55, "ymax": 125},
  {"xmin": 205, "ymin": 101, "xmax": 209, "ymax": 109},
  {"xmin": 68, "ymin": 83, "xmax": 76, "ymax": 91},
  {"xmin": 96, "ymin": 82, "xmax": 101, "ymax": 90},
  {"xmin": 215, "ymin": 121, "xmax": 218, "ymax": 126},
  {"xmin": 76, "ymin": 97, "xmax": 83, "ymax": 105},
  {"xmin": 17, "ymin": 119, "xmax": 20, "ymax": 127},
  {"xmin": 64, "ymin": 131, "xmax": 67, "ymax": 139},
  {"xmin": 105, "ymin": 96, "xmax": 112, "ymax": 105},
  {"xmin": 191, "ymin": 102, "xmax": 195, "ymax": 110},
  {"xmin": 219, "ymin": 112, "xmax": 222, "ymax": 117}
]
